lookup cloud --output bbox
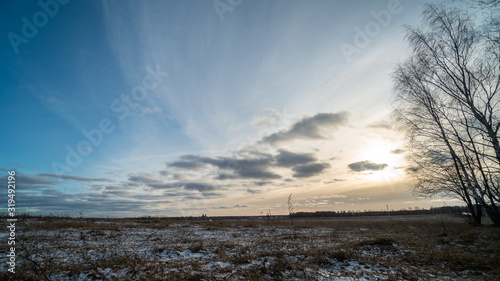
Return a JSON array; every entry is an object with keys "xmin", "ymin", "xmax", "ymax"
[
  {"xmin": 215, "ymin": 204, "xmax": 248, "ymax": 209},
  {"xmin": 164, "ymin": 113, "xmax": 347, "ymax": 184},
  {"xmin": 348, "ymin": 160, "xmax": 388, "ymax": 172},
  {"xmin": 38, "ymin": 173, "xmax": 113, "ymax": 182},
  {"xmin": 367, "ymin": 120, "xmax": 392, "ymax": 129},
  {"xmin": 16, "ymin": 173, "xmax": 58, "ymax": 189},
  {"xmin": 168, "ymin": 154, "xmax": 281, "ymax": 180},
  {"xmin": 275, "ymin": 149, "xmax": 316, "ymax": 167},
  {"xmin": 251, "ymin": 108, "xmax": 282, "ymax": 129},
  {"xmin": 128, "ymin": 173, "xmax": 178, "ymax": 189},
  {"xmin": 169, "ymin": 155, "xmax": 206, "ymax": 169},
  {"xmin": 322, "ymin": 194, "xmax": 347, "ymax": 199},
  {"xmin": 128, "ymin": 173, "xmax": 217, "ymax": 193},
  {"xmin": 390, "ymin": 149, "xmax": 405, "ymax": 154},
  {"xmin": 162, "ymin": 113, "xmax": 346, "ymax": 187},
  {"xmin": 13, "ymin": 189, "xmax": 161, "ymax": 216},
  {"xmin": 246, "ymin": 188, "xmax": 261, "ymax": 194},
  {"xmin": 323, "ymin": 178, "xmax": 346, "ymax": 184},
  {"xmin": 253, "ymin": 181, "xmax": 272, "ymax": 186},
  {"xmin": 261, "ymin": 112, "xmax": 348, "ymax": 144},
  {"xmin": 292, "ymin": 162, "xmax": 330, "ymax": 178},
  {"xmin": 213, "ymin": 157, "xmax": 281, "ymax": 180},
  {"xmin": 406, "ymin": 166, "xmax": 420, "ymax": 173},
  {"xmin": 104, "ymin": 185, "xmax": 129, "ymax": 191},
  {"xmin": 196, "ymin": 150, "xmax": 320, "ymax": 179},
  {"xmin": 183, "ymin": 183, "xmax": 215, "ymax": 192}
]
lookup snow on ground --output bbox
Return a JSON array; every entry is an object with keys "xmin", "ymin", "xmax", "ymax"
[{"xmin": 0, "ymin": 216, "xmax": 496, "ymax": 280}]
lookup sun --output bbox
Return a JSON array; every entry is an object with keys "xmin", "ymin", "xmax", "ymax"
[
  {"xmin": 357, "ymin": 139, "xmax": 405, "ymax": 182},
  {"xmin": 362, "ymin": 140, "xmax": 399, "ymax": 166}
]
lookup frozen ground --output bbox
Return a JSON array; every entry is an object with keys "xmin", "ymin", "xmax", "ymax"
[{"xmin": 0, "ymin": 215, "xmax": 498, "ymax": 280}]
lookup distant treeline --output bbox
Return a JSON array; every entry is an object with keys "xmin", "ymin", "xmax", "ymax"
[{"xmin": 290, "ymin": 206, "xmax": 469, "ymax": 218}]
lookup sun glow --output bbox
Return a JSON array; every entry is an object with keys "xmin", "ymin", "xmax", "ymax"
[
  {"xmin": 362, "ymin": 141, "xmax": 399, "ymax": 165},
  {"xmin": 357, "ymin": 139, "xmax": 405, "ymax": 182}
]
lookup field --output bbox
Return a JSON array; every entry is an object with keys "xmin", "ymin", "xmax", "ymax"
[{"xmin": 1, "ymin": 214, "xmax": 499, "ymax": 280}]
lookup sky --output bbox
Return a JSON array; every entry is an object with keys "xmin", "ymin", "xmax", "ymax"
[{"xmin": 0, "ymin": 0, "xmax": 461, "ymax": 217}]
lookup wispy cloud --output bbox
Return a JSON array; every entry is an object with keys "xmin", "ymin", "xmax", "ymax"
[
  {"xmin": 367, "ymin": 120, "xmax": 392, "ymax": 129},
  {"xmin": 251, "ymin": 108, "xmax": 282, "ymax": 130}
]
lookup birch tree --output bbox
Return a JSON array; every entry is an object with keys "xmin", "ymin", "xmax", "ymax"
[{"xmin": 393, "ymin": 4, "xmax": 500, "ymax": 225}]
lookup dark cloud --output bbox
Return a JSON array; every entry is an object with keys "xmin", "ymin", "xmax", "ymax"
[
  {"xmin": 128, "ymin": 173, "xmax": 217, "ymax": 194},
  {"xmin": 406, "ymin": 166, "xmax": 420, "ymax": 173},
  {"xmin": 216, "ymin": 173, "xmax": 238, "ymax": 180},
  {"xmin": 390, "ymin": 149, "xmax": 405, "ymax": 154},
  {"xmin": 253, "ymin": 181, "xmax": 272, "ymax": 186},
  {"xmin": 123, "ymin": 181, "xmax": 141, "ymax": 187},
  {"xmin": 38, "ymin": 173, "xmax": 113, "ymax": 182},
  {"xmin": 292, "ymin": 162, "xmax": 330, "ymax": 178},
  {"xmin": 227, "ymin": 161, "xmax": 279, "ymax": 179},
  {"xmin": 275, "ymin": 149, "xmax": 316, "ymax": 167},
  {"xmin": 183, "ymin": 183, "xmax": 215, "ymax": 192},
  {"xmin": 102, "ymin": 190, "xmax": 132, "ymax": 198},
  {"xmin": 197, "ymin": 192, "xmax": 223, "ymax": 198},
  {"xmin": 348, "ymin": 160, "xmax": 387, "ymax": 172},
  {"xmin": 128, "ymin": 173, "xmax": 177, "ymax": 189},
  {"xmin": 262, "ymin": 112, "xmax": 348, "ymax": 144},
  {"xmin": 169, "ymin": 155, "xmax": 206, "ymax": 169},
  {"xmin": 41, "ymin": 188, "xmax": 67, "ymax": 196},
  {"xmin": 168, "ymin": 154, "xmax": 281, "ymax": 180},
  {"xmin": 204, "ymin": 157, "xmax": 281, "ymax": 180},
  {"xmin": 163, "ymin": 113, "xmax": 347, "ymax": 183},
  {"xmin": 12, "ymin": 190, "xmax": 158, "ymax": 216},
  {"xmin": 16, "ymin": 173, "xmax": 57, "ymax": 189},
  {"xmin": 247, "ymin": 188, "xmax": 261, "ymax": 194},
  {"xmin": 104, "ymin": 185, "xmax": 129, "ymax": 191}
]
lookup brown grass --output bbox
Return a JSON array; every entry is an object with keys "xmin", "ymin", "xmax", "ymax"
[{"xmin": 1, "ymin": 214, "xmax": 498, "ymax": 280}]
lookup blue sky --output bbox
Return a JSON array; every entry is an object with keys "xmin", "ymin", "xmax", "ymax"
[{"xmin": 1, "ymin": 0, "xmax": 459, "ymax": 217}]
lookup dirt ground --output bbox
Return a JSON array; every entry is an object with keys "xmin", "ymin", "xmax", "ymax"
[{"xmin": 1, "ymin": 214, "xmax": 499, "ymax": 280}]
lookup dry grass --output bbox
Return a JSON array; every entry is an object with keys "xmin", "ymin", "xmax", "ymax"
[{"xmin": 0, "ymin": 214, "xmax": 498, "ymax": 280}]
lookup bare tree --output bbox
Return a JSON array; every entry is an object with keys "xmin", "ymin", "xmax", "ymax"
[{"xmin": 393, "ymin": 4, "xmax": 500, "ymax": 225}]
